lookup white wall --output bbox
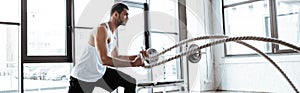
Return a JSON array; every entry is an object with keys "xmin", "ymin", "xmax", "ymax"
[
  {"xmin": 219, "ymin": 55, "xmax": 300, "ymax": 92},
  {"xmin": 185, "ymin": 0, "xmax": 216, "ymax": 92},
  {"xmin": 211, "ymin": 0, "xmax": 300, "ymax": 92}
]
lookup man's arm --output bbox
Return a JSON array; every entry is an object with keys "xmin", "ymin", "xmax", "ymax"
[
  {"xmin": 111, "ymin": 47, "xmax": 137, "ymax": 60},
  {"xmin": 94, "ymin": 25, "xmax": 143, "ymax": 67}
]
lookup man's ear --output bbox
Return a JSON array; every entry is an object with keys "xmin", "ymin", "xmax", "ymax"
[{"xmin": 113, "ymin": 12, "xmax": 119, "ymax": 18}]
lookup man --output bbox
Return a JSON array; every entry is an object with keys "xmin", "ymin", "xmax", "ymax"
[{"xmin": 69, "ymin": 3, "xmax": 145, "ymax": 93}]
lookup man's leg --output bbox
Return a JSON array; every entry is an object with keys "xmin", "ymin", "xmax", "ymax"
[
  {"xmin": 113, "ymin": 68, "xmax": 136, "ymax": 93},
  {"xmin": 97, "ymin": 68, "xmax": 137, "ymax": 93},
  {"xmin": 68, "ymin": 76, "xmax": 84, "ymax": 93},
  {"xmin": 68, "ymin": 76, "xmax": 95, "ymax": 93}
]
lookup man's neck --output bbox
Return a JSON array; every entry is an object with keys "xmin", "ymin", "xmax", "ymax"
[{"xmin": 108, "ymin": 21, "xmax": 118, "ymax": 34}]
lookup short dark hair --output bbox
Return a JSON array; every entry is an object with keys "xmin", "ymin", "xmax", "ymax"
[{"xmin": 110, "ymin": 3, "xmax": 129, "ymax": 16}]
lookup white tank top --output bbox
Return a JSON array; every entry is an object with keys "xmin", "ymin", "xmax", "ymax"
[{"xmin": 71, "ymin": 22, "xmax": 117, "ymax": 82}]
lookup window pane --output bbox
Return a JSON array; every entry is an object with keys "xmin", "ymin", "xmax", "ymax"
[
  {"xmin": 150, "ymin": 33, "xmax": 179, "ymax": 92},
  {"xmin": 276, "ymin": 1, "xmax": 300, "ymax": 50},
  {"xmin": 24, "ymin": 63, "xmax": 72, "ymax": 93},
  {"xmin": 0, "ymin": 25, "xmax": 20, "ymax": 93},
  {"xmin": 150, "ymin": 33, "xmax": 178, "ymax": 79},
  {"xmin": 0, "ymin": 0, "xmax": 19, "ymax": 22},
  {"xmin": 150, "ymin": 0, "xmax": 180, "ymax": 92},
  {"xmin": 27, "ymin": 0, "xmax": 67, "ymax": 56},
  {"xmin": 150, "ymin": 0, "xmax": 179, "ymax": 33},
  {"xmin": 224, "ymin": 1, "xmax": 271, "ymax": 55}
]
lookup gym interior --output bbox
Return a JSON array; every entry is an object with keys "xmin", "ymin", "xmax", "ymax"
[{"xmin": 1, "ymin": 0, "xmax": 300, "ymax": 93}]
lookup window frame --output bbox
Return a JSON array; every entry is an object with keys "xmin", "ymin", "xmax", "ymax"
[
  {"xmin": 21, "ymin": 0, "xmax": 73, "ymax": 63},
  {"xmin": 0, "ymin": 22, "xmax": 20, "ymax": 26},
  {"xmin": 222, "ymin": 0, "xmax": 298, "ymax": 56}
]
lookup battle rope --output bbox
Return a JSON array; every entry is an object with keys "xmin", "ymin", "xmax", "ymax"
[
  {"xmin": 149, "ymin": 35, "xmax": 228, "ymax": 59},
  {"xmin": 235, "ymin": 41, "xmax": 298, "ymax": 93},
  {"xmin": 143, "ymin": 36, "xmax": 300, "ymax": 92}
]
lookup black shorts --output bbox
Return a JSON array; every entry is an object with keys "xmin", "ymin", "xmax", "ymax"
[{"xmin": 68, "ymin": 67, "xmax": 136, "ymax": 93}]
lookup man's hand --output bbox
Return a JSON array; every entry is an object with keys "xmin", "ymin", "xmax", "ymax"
[
  {"xmin": 140, "ymin": 50, "xmax": 148, "ymax": 58},
  {"xmin": 131, "ymin": 56, "xmax": 144, "ymax": 67}
]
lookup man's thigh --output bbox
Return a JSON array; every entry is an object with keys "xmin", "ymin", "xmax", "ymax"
[{"xmin": 96, "ymin": 68, "xmax": 135, "ymax": 90}]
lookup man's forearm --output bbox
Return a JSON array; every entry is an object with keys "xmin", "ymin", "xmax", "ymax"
[
  {"xmin": 117, "ymin": 55, "xmax": 137, "ymax": 60},
  {"xmin": 103, "ymin": 56, "xmax": 135, "ymax": 67}
]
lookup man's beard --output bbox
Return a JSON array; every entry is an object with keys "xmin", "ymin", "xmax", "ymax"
[{"xmin": 116, "ymin": 16, "xmax": 126, "ymax": 26}]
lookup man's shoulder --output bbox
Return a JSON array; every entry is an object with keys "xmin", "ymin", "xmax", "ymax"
[
  {"xmin": 99, "ymin": 22, "xmax": 106, "ymax": 26},
  {"xmin": 97, "ymin": 23, "xmax": 108, "ymax": 29},
  {"xmin": 97, "ymin": 23, "xmax": 106, "ymax": 27},
  {"xmin": 94, "ymin": 23, "xmax": 107, "ymax": 34}
]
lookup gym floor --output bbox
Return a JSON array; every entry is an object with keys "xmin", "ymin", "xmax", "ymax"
[
  {"xmin": 165, "ymin": 90, "xmax": 269, "ymax": 93},
  {"xmin": 167, "ymin": 91, "xmax": 268, "ymax": 93}
]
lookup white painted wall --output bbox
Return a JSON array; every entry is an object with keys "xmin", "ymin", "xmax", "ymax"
[
  {"xmin": 185, "ymin": 0, "xmax": 216, "ymax": 92},
  {"xmin": 218, "ymin": 55, "xmax": 300, "ymax": 92}
]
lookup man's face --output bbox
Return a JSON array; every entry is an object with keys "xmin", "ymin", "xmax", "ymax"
[{"xmin": 117, "ymin": 8, "xmax": 129, "ymax": 26}]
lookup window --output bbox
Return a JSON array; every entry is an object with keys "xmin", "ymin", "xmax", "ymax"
[
  {"xmin": 0, "ymin": 0, "xmax": 19, "ymax": 22},
  {"xmin": 22, "ymin": 0, "xmax": 72, "ymax": 62},
  {"xmin": 20, "ymin": 0, "xmax": 73, "ymax": 92},
  {"xmin": 0, "ymin": 0, "xmax": 20, "ymax": 92},
  {"xmin": 223, "ymin": 0, "xmax": 271, "ymax": 55},
  {"xmin": 223, "ymin": 0, "xmax": 300, "ymax": 55},
  {"xmin": 23, "ymin": 63, "xmax": 72, "ymax": 93},
  {"xmin": 0, "ymin": 24, "xmax": 20, "ymax": 93},
  {"xmin": 27, "ymin": 0, "xmax": 67, "ymax": 56},
  {"xmin": 275, "ymin": 0, "xmax": 300, "ymax": 51},
  {"xmin": 149, "ymin": 0, "xmax": 180, "ymax": 92}
]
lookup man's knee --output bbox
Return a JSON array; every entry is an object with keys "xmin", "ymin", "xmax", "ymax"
[
  {"xmin": 123, "ymin": 76, "xmax": 136, "ymax": 87},
  {"xmin": 130, "ymin": 78, "xmax": 137, "ymax": 86},
  {"xmin": 127, "ymin": 76, "xmax": 137, "ymax": 85},
  {"xmin": 119, "ymin": 73, "xmax": 136, "ymax": 84}
]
